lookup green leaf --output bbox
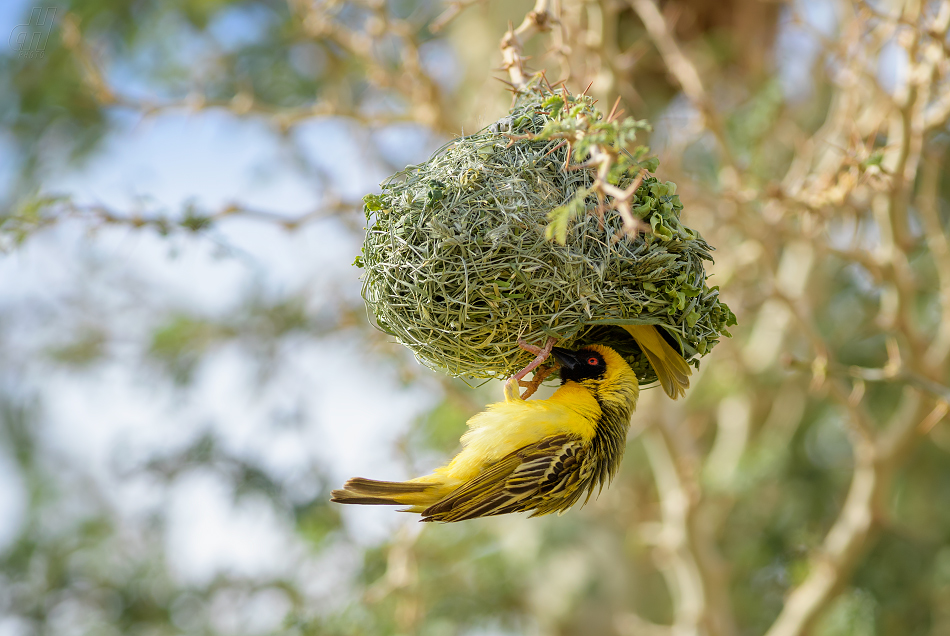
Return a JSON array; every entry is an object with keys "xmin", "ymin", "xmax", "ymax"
[
  {"xmin": 425, "ymin": 180, "xmax": 447, "ymax": 209},
  {"xmin": 544, "ymin": 188, "xmax": 589, "ymax": 245},
  {"xmin": 543, "ymin": 95, "xmax": 565, "ymax": 119},
  {"xmin": 180, "ymin": 211, "xmax": 212, "ymax": 232},
  {"xmin": 632, "ymin": 200, "xmax": 654, "ymax": 217},
  {"xmin": 649, "ymin": 214, "xmax": 674, "ymax": 239},
  {"xmin": 545, "ymin": 205, "xmax": 572, "ymax": 245},
  {"xmin": 862, "ymin": 149, "xmax": 885, "ymax": 169},
  {"xmin": 363, "ymin": 193, "xmax": 384, "ymax": 212}
]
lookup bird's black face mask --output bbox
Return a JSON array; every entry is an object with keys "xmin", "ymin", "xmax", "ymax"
[{"xmin": 552, "ymin": 347, "xmax": 607, "ymax": 383}]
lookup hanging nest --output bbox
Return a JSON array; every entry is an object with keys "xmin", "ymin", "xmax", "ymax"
[{"xmin": 356, "ymin": 82, "xmax": 735, "ymax": 384}]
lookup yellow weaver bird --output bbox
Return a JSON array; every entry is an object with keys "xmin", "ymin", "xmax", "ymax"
[{"xmin": 331, "ymin": 325, "xmax": 690, "ymax": 522}]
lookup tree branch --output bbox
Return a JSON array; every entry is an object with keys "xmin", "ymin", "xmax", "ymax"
[
  {"xmin": 500, "ymin": 0, "xmax": 554, "ymax": 89},
  {"xmin": 626, "ymin": 0, "xmax": 737, "ymax": 170},
  {"xmin": 764, "ymin": 389, "xmax": 929, "ymax": 636},
  {"xmin": 641, "ymin": 409, "xmax": 736, "ymax": 636}
]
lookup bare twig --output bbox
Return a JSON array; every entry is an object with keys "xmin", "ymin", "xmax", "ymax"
[
  {"xmin": 430, "ymin": 0, "xmax": 487, "ymax": 33},
  {"xmin": 1, "ymin": 197, "xmax": 357, "ymax": 250},
  {"xmin": 500, "ymin": 0, "xmax": 554, "ymax": 89},
  {"xmin": 765, "ymin": 389, "xmax": 930, "ymax": 636},
  {"xmin": 640, "ymin": 403, "xmax": 736, "ymax": 636},
  {"xmin": 626, "ymin": 0, "xmax": 737, "ymax": 170}
]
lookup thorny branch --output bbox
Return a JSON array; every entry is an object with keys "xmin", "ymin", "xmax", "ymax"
[
  {"xmin": 626, "ymin": 0, "xmax": 737, "ymax": 170},
  {"xmin": 27, "ymin": 6, "xmax": 442, "ymax": 247},
  {"xmin": 608, "ymin": 0, "xmax": 950, "ymax": 633},
  {"xmin": 0, "ymin": 197, "xmax": 359, "ymax": 252},
  {"xmin": 500, "ymin": 0, "xmax": 555, "ymax": 89},
  {"xmin": 62, "ymin": 4, "xmax": 454, "ymax": 132},
  {"xmin": 500, "ymin": 85, "xmax": 654, "ymax": 241},
  {"xmin": 494, "ymin": 0, "xmax": 950, "ymax": 632}
]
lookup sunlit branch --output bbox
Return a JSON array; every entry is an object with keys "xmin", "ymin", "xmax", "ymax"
[
  {"xmin": 430, "ymin": 0, "xmax": 488, "ymax": 33},
  {"xmin": 764, "ymin": 389, "xmax": 932, "ymax": 636},
  {"xmin": 640, "ymin": 405, "xmax": 736, "ymax": 636},
  {"xmin": 500, "ymin": 0, "xmax": 554, "ymax": 89},
  {"xmin": 626, "ymin": 0, "xmax": 737, "ymax": 171},
  {"xmin": 0, "ymin": 197, "xmax": 358, "ymax": 251}
]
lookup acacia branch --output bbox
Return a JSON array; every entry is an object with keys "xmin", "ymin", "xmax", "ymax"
[
  {"xmin": 1, "ymin": 197, "xmax": 357, "ymax": 250},
  {"xmin": 764, "ymin": 9, "xmax": 949, "ymax": 631},
  {"xmin": 764, "ymin": 389, "xmax": 930, "ymax": 636},
  {"xmin": 500, "ymin": 0, "xmax": 554, "ymax": 89},
  {"xmin": 640, "ymin": 410, "xmax": 736, "ymax": 636},
  {"xmin": 62, "ymin": 7, "xmax": 451, "ymax": 132},
  {"xmin": 626, "ymin": 0, "xmax": 737, "ymax": 170}
]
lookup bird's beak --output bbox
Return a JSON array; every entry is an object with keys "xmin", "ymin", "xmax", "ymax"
[{"xmin": 551, "ymin": 347, "xmax": 582, "ymax": 370}]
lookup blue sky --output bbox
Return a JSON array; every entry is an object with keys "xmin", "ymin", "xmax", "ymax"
[{"xmin": 0, "ymin": 2, "xmax": 454, "ymax": 601}]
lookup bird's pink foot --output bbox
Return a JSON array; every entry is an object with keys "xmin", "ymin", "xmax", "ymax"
[{"xmin": 504, "ymin": 336, "xmax": 558, "ymax": 400}]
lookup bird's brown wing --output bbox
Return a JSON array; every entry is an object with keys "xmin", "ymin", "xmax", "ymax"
[{"xmin": 420, "ymin": 434, "xmax": 595, "ymax": 522}]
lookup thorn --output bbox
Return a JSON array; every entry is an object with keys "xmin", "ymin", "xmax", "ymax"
[
  {"xmin": 540, "ymin": 69, "xmax": 553, "ymax": 92},
  {"xmin": 543, "ymin": 140, "xmax": 568, "ymax": 157},
  {"xmin": 606, "ymin": 95, "xmax": 623, "ymax": 122},
  {"xmin": 563, "ymin": 141, "xmax": 574, "ymax": 170}
]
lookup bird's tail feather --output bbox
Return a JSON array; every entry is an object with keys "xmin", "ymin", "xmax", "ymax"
[
  {"xmin": 331, "ymin": 477, "xmax": 441, "ymax": 507},
  {"xmin": 623, "ymin": 324, "xmax": 691, "ymax": 399}
]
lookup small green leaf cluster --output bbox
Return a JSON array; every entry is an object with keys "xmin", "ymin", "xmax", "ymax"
[
  {"xmin": 545, "ymin": 187, "xmax": 590, "ymax": 244},
  {"xmin": 528, "ymin": 91, "xmax": 659, "ymax": 242}
]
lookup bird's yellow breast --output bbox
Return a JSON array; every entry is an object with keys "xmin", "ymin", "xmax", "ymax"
[{"xmin": 433, "ymin": 382, "xmax": 601, "ymax": 484}]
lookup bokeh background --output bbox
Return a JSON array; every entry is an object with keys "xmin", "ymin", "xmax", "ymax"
[{"xmin": 1, "ymin": 0, "xmax": 949, "ymax": 635}]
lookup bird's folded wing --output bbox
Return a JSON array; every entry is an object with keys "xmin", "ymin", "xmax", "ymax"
[
  {"xmin": 622, "ymin": 324, "xmax": 691, "ymax": 399},
  {"xmin": 420, "ymin": 434, "xmax": 592, "ymax": 522}
]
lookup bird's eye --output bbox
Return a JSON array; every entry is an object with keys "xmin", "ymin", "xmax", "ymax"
[{"xmin": 587, "ymin": 356, "xmax": 599, "ymax": 366}]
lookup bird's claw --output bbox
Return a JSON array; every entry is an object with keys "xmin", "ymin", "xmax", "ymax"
[
  {"xmin": 517, "ymin": 337, "xmax": 544, "ymax": 356},
  {"xmin": 505, "ymin": 336, "xmax": 559, "ymax": 401},
  {"xmin": 517, "ymin": 364, "xmax": 558, "ymax": 399}
]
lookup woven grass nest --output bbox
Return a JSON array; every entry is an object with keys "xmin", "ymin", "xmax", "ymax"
[{"xmin": 357, "ymin": 82, "xmax": 735, "ymax": 385}]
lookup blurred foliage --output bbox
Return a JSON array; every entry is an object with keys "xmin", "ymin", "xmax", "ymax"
[{"xmin": 2, "ymin": 0, "xmax": 950, "ymax": 636}]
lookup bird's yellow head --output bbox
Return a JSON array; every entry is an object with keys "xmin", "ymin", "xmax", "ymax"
[{"xmin": 551, "ymin": 344, "xmax": 639, "ymax": 408}]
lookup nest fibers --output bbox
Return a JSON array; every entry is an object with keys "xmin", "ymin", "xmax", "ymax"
[{"xmin": 357, "ymin": 87, "xmax": 735, "ymax": 384}]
